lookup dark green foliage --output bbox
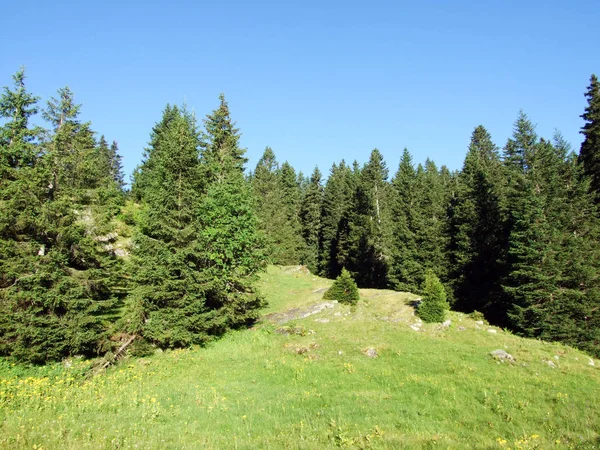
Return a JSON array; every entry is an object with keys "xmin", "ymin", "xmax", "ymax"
[
  {"xmin": 132, "ymin": 104, "xmax": 182, "ymax": 201},
  {"xmin": 299, "ymin": 167, "xmax": 323, "ymax": 273},
  {"xmin": 197, "ymin": 171, "xmax": 267, "ymax": 328},
  {"xmin": 501, "ymin": 114, "xmax": 600, "ymax": 356},
  {"xmin": 344, "ymin": 149, "xmax": 390, "ymax": 288},
  {"xmin": 124, "ymin": 96, "xmax": 266, "ymax": 349},
  {"xmin": 251, "ymin": 147, "xmax": 305, "ymax": 265},
  {"xmin": 388, "ymin": 149, "xmax": 421, "ymax": 292},
  {"xmin": 579, "ymin": 74, "xmax": 600, "ymax": 199},
  {"xmin": 319, "ymin": 161, "xmax": 356, "ymax": 278},
  {"xmin": 417, "ymin": 269, "xmax": 449, "ymax": 323},
  {"xmin": 123, "ymin": 107, "xmax": 214, "ymax": 346},
  {"xmin": 448, "ymin": 126, "xmax": 507, "ymax": 319},
  {"xmin": 0, "ymin": 73, "xmax": 120, "ymax": 363},
  {"xmin": 201, "ymin": 93, "xmax": 248, "ymax": 183},
  {"xmin": 323, "ymin": 268, "xmax": 360, "ymax": 305}
]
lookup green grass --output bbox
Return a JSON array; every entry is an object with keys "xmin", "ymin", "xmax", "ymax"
[{"xmin": 1, "ymin": 266, "xmax": 599, "ymax": 449}]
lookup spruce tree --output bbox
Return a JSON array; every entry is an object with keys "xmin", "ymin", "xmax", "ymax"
[
  {"xmin": 319, "ymin": 161, "xmax": 356, "ymax": 277},
  {"xmin": 0, "ymin": 74, "xmax": 117, "ymax": 363},
  {"xmin": 251, "ymin": 148, "xmax": 304, "ymax": 265},
  {"xmin": 417, "ymin": 269, "xmax": 449, "ymax": 323},
  {"xmin": 388, "ymin": 148, "xmax": 421, "ymax": 292},
  {"xmin": 299, "ymin": 166, "xmax": 323, "ymax": 273},
  {"xmin": 323, "ymin": 268, "xmax": 360, "ymax": 305},
  {"xmin": 123, "ymin": 106, "xmax": 214, "ymax": 346},
  {"xmin": 197, "ymin": 170, "xmax": 267, "ymax": 327},
  {"xmin": 579, "ymin": 74, "xmax": 600, "ymax": 199},
  {"xmin": 198, "ymin": 95, "xmax": 266, "ymax": 329},
  {"xmin": 132, "ymin": 104, "xmax": 181, "ymax": 201},
  {"xmin": 201, "ymin": 93, "xmax": 247, "ymax": 183},
  {"xmin": 448, "ymin": 126, "xmax": 507, "ymax": 318},
  {"xmin": 414, "ymin": 158, "xmax": 449, "ymax": 282},
  {"xmin": 345, "ymin": 149, "xmax": 390, "ymax": 288}
]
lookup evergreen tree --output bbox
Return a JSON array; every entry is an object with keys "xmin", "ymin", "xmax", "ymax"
[
  {"xmin": 299, "ymin": 166, "xmax": 323, "ymax": 273},
  {"xmin": 579, "ymin": 74, "xmax": 600, "ymax": 199},
  {"xmin": 197, "ymin": 170, "xmax": 267, "ymax": 327},
  {"xmin": 500, "ymin": 113, "xmax": 600, "ymax": 355},
  {"xmin": 448, "ymin": 126, "xmax": 507, "ymax": 318},
  {"xmin": 123, "ymin": 106, "xmax": 214, "ymax": 346},
  {"xmin": 132, "ymin": 104, "xmax": 181, "ymax": 201},
  {"xmin": 323, "ymin": 268, "xmax": 360, "ymax": 305},
  {"xmin": 417, "ymin": 269, "xmax": 449, "ymax": 323},
  {"xmin": 0, "ymin": 74, "xmax": 117, "ymax": 363},
  {"xmin": 319, "ymin": 161, "xmax": 356, "ymax": 277},
  {"xmin": 413, "ymin": 158, "xmax": 449, "ymax": 282},
  {"xmin": 388, "ymin": 148, "xmax": 421, "ymax": 292},
  {"xmin": 197, "ymin": 95, "xmax": 266, "ymax": 330},
  {"xmin": 345, "ymin": 149, "xmax": 390, "ymax": 288},
  {"xmin": 251, "ymin": 148, "xmax": 304, "ymax": 265},
  {"xmin": 201, "ymin": 93, "xmax": 247, "ymax": 183}
]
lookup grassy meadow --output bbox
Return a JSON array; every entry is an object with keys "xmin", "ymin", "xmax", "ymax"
[{"xmin": 1, "ymin": 266, "xmax": 599, "ymax": 449}]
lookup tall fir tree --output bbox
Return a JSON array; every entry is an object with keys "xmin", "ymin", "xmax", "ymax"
[
  {"xmin": 318, "ymin": 161, "xmax": 356, "ymax": 277},
  {"xmin": 345, "ymin": 149, "xmax": 390, "ymax": 288},
  {"xmin": 201, "ymin": 93, "xmax": 247, "ymax": 184},
  {"xmin": 448, "ymin": 126, "xmax": 507, "ymax": 319},
  {"xmin": 299, "ymin": 166, "xmax": 323, "ymax": 273},
  {"xmin": 123, "ymin": 106, "xmax": 215, "ymax": 346},
  {"xmin": 579, "ymin": 74, "xmax": 600, "ymax": 199},
  {"xmin": 132, "ymin": 104, "xmax": 181, "ymax": 201},
  {"xmin": 198, "ymin": 95, "xmax": 266, "ymax": 328},
  {"xmin": 251, "ymin": 147, "xmax": 304, "ymax": 265},
  {"xmin": 1, "ymin": 75, "xmax": 118, "ymax": 363},
  {"xmin": 388, "ymin": 148, "xmax": 421, "ymax": 292}
]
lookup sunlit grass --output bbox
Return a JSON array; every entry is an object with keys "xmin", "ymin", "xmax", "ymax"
[{"xmin": 1, "ymin": 266, "xmax": 599, "ymax": 449}]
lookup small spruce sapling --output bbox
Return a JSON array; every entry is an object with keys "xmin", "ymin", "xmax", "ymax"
[
  {"xmin": 323, "ymin": 268, "xmax": 360, "ymax": 305},
  {"xmin": 417, "ymin": 269, "xmax": 449, "ymax": 323}
]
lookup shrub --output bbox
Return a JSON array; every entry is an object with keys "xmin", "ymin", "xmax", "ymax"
[
  {"xmin": 417, "ymin": 270, "xmax": 449, "ymax": 323},
  {"xmin": 323, "ymin": 269, "xmax": 360, "ymax": 305}
]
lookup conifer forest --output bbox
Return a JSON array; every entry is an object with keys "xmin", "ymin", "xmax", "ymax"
[{"xmin": 1, "ymin": 69, "xmax": 600, "ymax": 364}]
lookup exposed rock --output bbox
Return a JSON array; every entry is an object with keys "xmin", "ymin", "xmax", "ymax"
[
  {"xmin": 333, "ymin": 312, "xmax": 342, "ymax": 317},
  {"xmin": 410, "ymin": 324, "xmax": 421, "ymax": 331},
  {"xmin": 490, "ymin": 349, "xmax": 515, "ymax": 362},
  {"xmin": 96, "ymin": 232, "xmax": 118, "ymax": 243},
  {"xmin": 282, "ymin": 265, "xmax": 311, "ymax": 275},
  {"xmin": 487, "ymin": 329, "xmax": 497, "ymax": 334},
  {"xmin": 442, "ymin": 320, "xmax": 451, "ymax": 327},
  {"xmin": 589, "ymin": 358, "xmax": 595, "ymax": 367},
  {"xmin": 545, "ymin": 360, "xmax": 557, "ymax": 368},
  {"xmin": 114, "ymin": 248, "xmax": 129, "ymax": 257},
  {"xmin": 265, "ymin": 301, "xmax": 336, "ymax": 324},
  {"xmin": 364, "ymin": 348, "xmax": 378, "ymax": 358},
  {"xmin": 475, "ymin": 320, "xmax": 484, "ymax": 325},
  {"xmin": 314, "ymin": 318, "xmax": 329, "ymax": 323}
]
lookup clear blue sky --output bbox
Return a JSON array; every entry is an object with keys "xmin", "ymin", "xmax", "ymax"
[{"xmin": 2, "ymin": 0, "xmax": 598, "ymax": 180}]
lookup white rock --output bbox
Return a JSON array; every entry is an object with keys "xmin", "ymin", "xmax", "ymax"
[
  {"xmin": 545, "ymin": 360, "xmax": 557, "ymax": 368},
  {"xmin": 487, "ymin": 329, "xmax": 497, "ymax": 334},
  {"xmin": 442, "ymin": 320, "xmax": 451, "ymax": 327},
  {"xmin": 475, "ymin": 320, "xmax": 484, "ymax": 325},
  {"xmin": 364, "ymin": 348, "xmax": 378, "ymax": 358},
  {"xmin": 490, "ymin": 349, "xmax": 515, "ymax": 362},
  {"xmin": 410, "ymin": 324, "xmax": 421, "ymax": 331},
  {"xmin": 589, "ymin": 358, "xmax": 596, "ymax": 367}
]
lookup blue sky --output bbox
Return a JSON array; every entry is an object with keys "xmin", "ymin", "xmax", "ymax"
[{"xmin": 2, "ymin": 0, "xmax": 598, "ymax": 181}]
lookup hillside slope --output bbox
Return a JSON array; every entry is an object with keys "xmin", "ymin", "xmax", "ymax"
[{"xmin": 1, "ymin": 266, "xmax": 599, "ymax": 449}]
